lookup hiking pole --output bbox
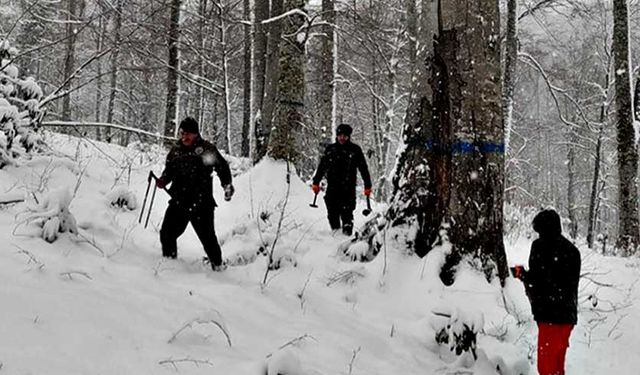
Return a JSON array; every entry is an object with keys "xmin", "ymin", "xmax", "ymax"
[
  {"xmin": 309, "ymin": 192, "xmax": 319, "ymax": 208},
  {"xmin": 362, "ymin": 195, "xmax": 372, "ymax": 216},
  {"xmin": 138, "ymin": 171, "xmax": 154, "ymax": 224},
  {"xmin": 144, "ymin": 182, "xmax": 157, "ymax": 229}
]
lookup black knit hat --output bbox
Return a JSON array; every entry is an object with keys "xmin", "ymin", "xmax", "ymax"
[
  {"xmin": 336, "ymin": 123, "xmax": 352, "ymax": 136},
  {"xmin": 179, "ymin": 117, "xmax": 199, "ymax": 134}
]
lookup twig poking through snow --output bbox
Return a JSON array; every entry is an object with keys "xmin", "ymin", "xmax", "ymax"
[
  {"xmin": 59, "ymin": 271, "xmax": 93, "ymax": 280},
  {"xmin": 168, "ymin": 314, "xmax": 232, "ymax": 347},
  {"xmin": 13, "ymin": 244, "xmax": 44, "ymax": 270},
  {"xmin": 158, "ymin": 357, "xmax": 214, "ymax": 370},
  {"xmin": 348, "ymin": 346, "xmax": 361, "ymax": 374}
]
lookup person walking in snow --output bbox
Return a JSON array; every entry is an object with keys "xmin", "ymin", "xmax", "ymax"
[
  {"xmin": 513, "ymin": 208, "xmax": 581, "ymax": 375},
  {"xmin": 155, "ymin": 117, "xmax": 234, "ymax": 271},
  {"xmin": 311, "ymin": 124, "xmax": 372, "ymax": 236}
]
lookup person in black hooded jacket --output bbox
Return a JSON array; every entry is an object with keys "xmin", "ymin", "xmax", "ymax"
[
  {"xmin": 155, "ymin": 117, "xmax": 234, "ymax": 271},
  {"xmin": 311, "ymin": 124, "xmax": 372, "ymax": 236},
  {"xmin": 514, "ymin": 208, "xmax": 581, "ymax": 375}
]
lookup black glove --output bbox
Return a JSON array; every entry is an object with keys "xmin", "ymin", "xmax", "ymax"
[{"xmin": 223, "ymin": 184, "xmax": 234, "ymax": 201}]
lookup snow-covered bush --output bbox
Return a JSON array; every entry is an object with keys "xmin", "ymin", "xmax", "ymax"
[
  {"xmin": 106, "ymin": 186, "xmax": 138, "ymax": 210},
  {"xmin": 431, "ymin": 305, "xmax": 483, "ymax": 359},
  {"xmin": 16, "ymin": 187, "xmax": 78, "ymax": 243},
  {"xmin": 0, "ymin": 40, "xmax": 45, "ymax": 168}
]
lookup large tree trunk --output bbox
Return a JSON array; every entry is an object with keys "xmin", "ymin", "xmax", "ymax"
[
  {"xmin": 256, "ymin": 0, "xmax": 285, "ymax": 163},
  {"xmin": 390, "ymin": 0, "xmax": 508, "ymax": 283},
  {"xmin": 105, "ymin": 0, "xmax": 123, "ymax": 143},
  {"xmin": 388, "ymin": 0, "xmax": 438, "ymax": 249},
  {"xmin": 612, "ymin": 0, "xmax": 640, "ymax": 254},
  {"xmin": 241, "ymin": 0, "xmax": 251, "ymax": 157},
  {"xmin": 251, "ymin": 0, "xmax": 270, "ymax": 161},
  {"xmin": 267, "ymin": 0, "xmax": 306, "ymax": 162},
  {"xmin": 164, "ymin": 0, "xmax": 182, "ymax": 145}
]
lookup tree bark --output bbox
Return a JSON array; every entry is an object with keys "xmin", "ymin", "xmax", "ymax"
[
  {"xmin": 164, "ymin": 0, "xmax": 182, "ymax": 145},
  {"xmin": 267, "ymin": 0, "xmax": 306, "ymax": 162},
  {"xmin": 390, "ymin": 0, "xmax": 508, "ymax": 283},
  {"xmin": 502, "ymin": 0, "xmax": 517, "ymax": 154},
  {"xmin": 251, "ymin": 0, "xmax": 270, "ymax": 161},
  {"xmin": 61, "ymin": 0, "xmax": 79, "ymax": 121},
  {"xmin": 612, "ymin": 0, "xmax": 640, "ymax": 253},
  {"xmin": 256, "ymin": 0, "xmax": 285, "ymax": 163},
  {"xmin": 241, "ymin": 0, "xmax": 251, "ymax": 157},
  {"xmin": 219, "ymin": 1, "xmax": 232, "ymax": 155},
  {"xmin": 105, "ymin": 0, "xmax": 123, "ymax": 143},
  {"xmin": 318, "ymin": 0, "xmax": 335, "ymax": 143}
]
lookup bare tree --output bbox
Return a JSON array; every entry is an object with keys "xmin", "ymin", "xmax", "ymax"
[
  {"xmin": 251, "ymin": 0, "xmax": 270, "ymax": 161},
  {"xmin": 105, "ymin": 0, "xmax": 123, "ymax": 143},
  {"xmin": 612, "ymin": 0, "xmax": 640, "ymax": 253},
  {"xmin": 164, "ymin": 0, "xmax": 182, "ymax": 143}
]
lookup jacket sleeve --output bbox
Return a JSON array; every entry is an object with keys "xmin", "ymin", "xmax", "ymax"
[
  {"xmin": 356, "ymin": 146, "xmax": 372, "ymax": 189},
  {"xmin": 160, "ymin": 147, "xmax": 178, "ymax": 184},
  {"xmin": 210, "ymin": 144, "xmax": 232, "ymax": 187},
  {"xmin": 312, "ymin": 147, "xmax": 329, "ymax": 185},
  {"xmin": 525, "ymin": 241, "xmax": 541, "ymax": 301}
]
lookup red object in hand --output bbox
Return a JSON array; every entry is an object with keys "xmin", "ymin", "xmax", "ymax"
[
  {"xmin": 312, "ymin": 184, "xmax": 320, "ymax": 194},
  {"xmin": 514, "ymin": 265, "xmax": 524, "ymax": 279},
  {"xmin": 155, "ymin": 178, "xmax": 166, "ymax": 189},
  {"xmin": 364, "ymin": 187, "xmax": 372, "ymax": 197}
]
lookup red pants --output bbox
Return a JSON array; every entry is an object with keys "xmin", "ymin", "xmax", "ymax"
[{"xmin": 537, "ymin": 323, "xmax": 574, "ymax": 375}]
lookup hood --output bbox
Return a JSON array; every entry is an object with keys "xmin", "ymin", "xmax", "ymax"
[{"xmin": 532, "ymin": 209, "xmax": 562, "ymax": 237}]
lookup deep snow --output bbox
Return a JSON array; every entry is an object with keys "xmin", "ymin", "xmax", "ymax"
[{"xmin": 0, "ymin": 132, "xmax": 638, "ymax": 375}]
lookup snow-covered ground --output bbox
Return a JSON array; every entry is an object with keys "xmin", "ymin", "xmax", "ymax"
[{"xmin": 0, "ymin": 132, "xmax": 638, "ymax": 374}]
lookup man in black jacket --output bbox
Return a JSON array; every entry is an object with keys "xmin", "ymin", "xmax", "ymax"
[
  {"xmin": 312, "ymin": 124, "xmax": 372, "ymax": 236},
  {"xmin": 514, "ymin": 208, "xmax": 581, "ymax": 375},
  {"xmin": 156, "ymin": 117, "xmax": 234, "ymax": 271}
]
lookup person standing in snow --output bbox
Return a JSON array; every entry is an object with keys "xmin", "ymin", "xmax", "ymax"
[
  {"xmin": 311, "ymin": 124, "xmax": 372, "ymax": 236},
  {"xmin": 513, "ymin": 208, "xmax": 581, "ymax": 375},
  {"xmin": 155, "ymin": 117, "xmax": 234, "ymax": 271}
]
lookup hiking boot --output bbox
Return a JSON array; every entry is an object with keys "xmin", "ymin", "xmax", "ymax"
[
  {"xmin": 212, "ymin": 263, "xmax": 228, "ymax": 272},
  {"xmin": 342, "ymin": 223, "xmax": 353, "ymax": 236}
]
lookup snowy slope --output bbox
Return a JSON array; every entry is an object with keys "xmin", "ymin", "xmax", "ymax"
[{"xmin": 0, "ymin": 132, "xmax": 638, "ymax": 375}]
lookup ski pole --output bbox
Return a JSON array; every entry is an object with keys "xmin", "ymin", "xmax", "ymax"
[
  {"xmin": 138, "ymin": 171, "xmax": 154, "ymax": 224},
  {"xmin": 144, "ymin": 183, "xmax": 157, "ymax": 229}
]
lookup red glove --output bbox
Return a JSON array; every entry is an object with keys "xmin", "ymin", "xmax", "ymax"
[
  {"xmin": 155, "ymin": 178, "xmax": 166, "ymax": 189},
  {"xmin": 364, "ymin": 187, "xmax": 372, "ymax": 197},
  {"xmin": 312, "ymin": 184, "xmax": 320, "ymax": 194},
  {"xmin": 513, "ymin": 265, "xmax": 524, "ymax": 279}
]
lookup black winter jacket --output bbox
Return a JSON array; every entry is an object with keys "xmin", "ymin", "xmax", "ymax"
[
  {"xmin": 160, "ymin": 138, "xmax": 232, "ymax": 209},
  {"xmin": 312, "ymin": 141, "xmax": 372, "ymax": 199},
  {"xmin": 524, "ymin": 210, "xmax": 581, "ymax": 324}
]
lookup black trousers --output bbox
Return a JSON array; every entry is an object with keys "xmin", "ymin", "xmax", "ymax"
[
  {"xmin": 324, "ymin": 194, "xmax": 355, "ymax": 231},
  {"xmin": 159, "ymin": 203, "xmax": 222, "ymax": 266}
]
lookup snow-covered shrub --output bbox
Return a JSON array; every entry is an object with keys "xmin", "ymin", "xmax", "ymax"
[
  {"xmin": 16, "ymin": 187, "xmax": 78, "ymax": 243},
  {"xmin": 431, "ymin": 305, "xmax": 483, "ymax": 359},
  {"xmin": 0, "ymin": 40, "xmax": 45, "ymax": 168},
  {"xmin": 106, "ymin": 186, "xmax": 138, "ymax": 210}
]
